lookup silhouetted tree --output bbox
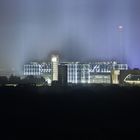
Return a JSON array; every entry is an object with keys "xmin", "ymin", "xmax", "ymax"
[
  {"xmin": 0, "ymin": 76, "xmax": 8, "ymax": 85},
  {"xmin": 9, "ymin": 75, "xmax": 21, "ymax": 84},
  {"xmin": 37, "ymin": 77, "xmax": 45, "ymax": 84},
  {"xmin": 21, "ymin": 75, "xmax": 35, "ymax": 84},
  {"xmin": 21, "ymin": 76, "xmax": 45, "ymax": 85}
]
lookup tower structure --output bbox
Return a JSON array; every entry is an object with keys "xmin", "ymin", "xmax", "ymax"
[{"xmin": 51, "ymin": 55, "xmax": 59, "ymax": 81}]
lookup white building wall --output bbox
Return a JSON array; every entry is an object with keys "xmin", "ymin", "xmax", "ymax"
[{"xmin": 51, "ymin": 55, "xmax": 59, "ymax": 81}]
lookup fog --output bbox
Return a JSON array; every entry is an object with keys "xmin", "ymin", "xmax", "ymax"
[{"xmin": 0, "ymin": 0, "xmax": 140, "ymax": 73}]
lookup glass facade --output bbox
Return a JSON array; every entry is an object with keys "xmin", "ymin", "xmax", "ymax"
[
  {"xmin": 65, "ymin": 62, "xmax": 90, "ymax": 84},
  {"xmin": 90, "ymin": 74, "xmax": 111, "ymax": 84},
  {"xmin": 90, "ymin": 61, "xmax": 128, "ymax": 73},
  {"xmin": 24, "ymin": 61, "xmax": 128, "ymax": 84},
  {"xmin": 24, "ymin": 62, "xmax": 51, "ymax": 76}
]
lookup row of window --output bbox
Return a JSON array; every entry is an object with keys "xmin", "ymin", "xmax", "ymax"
[
  {"xmin": 24, "ymin": 68, "xmax": 40, "ymax": 71},
  {"xmin": 24, "ymin": 72, "xmax": 41, "ymax": 75}
]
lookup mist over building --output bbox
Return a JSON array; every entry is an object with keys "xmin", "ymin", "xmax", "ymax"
[
  {"xmin": 0, "ymin": 0, "xmax": 140, "ymax": 73},
  {"xmin": 23, "ymin": 54, "xmax": 130, "ymax": 85}
]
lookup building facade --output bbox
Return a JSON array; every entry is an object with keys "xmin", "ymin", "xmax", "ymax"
[
  {"xmin": 119, "ymin": 70, "xmax": 140, "ymax": 85},
  {"xmin": 64, "ymin": 62, "xmax": 90, "ymax": 84},
  {"xmin": 24, "ymin": 59, "xmax": 128, "ymax": 85},
  {"xmin": 24, "ymin": 62, "xmax": 41, "ymax": 76},
  {"xmin": 24, "ymin": 62, "xmax": 51, "ymax": 84},
  {"xmin": 58, "ymin": 64, "xmax": 67, "ymax": 85}
]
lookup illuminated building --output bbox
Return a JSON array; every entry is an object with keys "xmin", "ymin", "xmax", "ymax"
[
  {"xmin": 63, "ymin": 62, "xmax": 90, "ymax": 84},
  {"xmin": 51, "ymin": 55, "xmax": 59, "ymax": 81},
  {"xmin": 24, "ymin": 62, "xmax": 51, "ymax": 84},
  {"xmin": 81, "ymin": 64, "xmax": 91, "ymax": 83},
  {"xmin": 24, "ymin": 59, "xmax": 129, "ymax": 85},
  {"xmin": 90, "ymin": 61, "xmax": 128, "ymax": 73},
  {"xmin": 24, "ymin": 62, "xmax": 41, "ymax": 76},
  {"xmin": 118, "ymin": 70, "xmax": 140, "ymax": 85},
  {"xmin": 111, "ymin": 70, "xmax": 120, "ymax": 84},
  {"xmin": 90, "ymin": 73, "xmax": 111, "ymax": 84},
  {"xmin": 66, "ymin": 62, "xmax": 78, "ymax": 83},
  {"xmin": 124, "ymin": 74, "xmax": 140, "ymax": 85},
  {"xmin": 89, "ymin": 61, "xmax": 128, "ymax": 84}
]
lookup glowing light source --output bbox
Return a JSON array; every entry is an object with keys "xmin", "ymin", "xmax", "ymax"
[
  {"xmin": 51, "ymin": 55, "xmax": 59, "ymax": 81},
  {"xmin": 51, "ymin": 56, "xmax": 57, "ymax": 62},
  {"xmin": 47, "ymin": 78, "xmax": 52, "ymax": 85},
  {"xmin": 118, "ymin": 25, "xmax": 123, "ymax": 31}
]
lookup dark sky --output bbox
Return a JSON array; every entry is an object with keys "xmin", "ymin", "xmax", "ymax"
[{"xmin": 0, "ymin": 0, "xmax": 140, "ymax": 73}]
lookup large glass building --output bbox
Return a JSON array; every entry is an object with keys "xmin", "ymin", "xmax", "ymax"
[
  {"xmin": 24, "ymin": 62, "xmax": 41, "ymax": 76},
  {"xmin": 89, "ymin": 61, "xmax": 128, "ymax": 84},
  {"xmin": 64, "ymin": 62, "xmax": 90, "ymax": 84},
  {"xmin": 24, "ymin": 60, "xmax": 128, "ymax": 85},
  {"xmin": 24, "ymin": 62, "xmax": 52, "ymax": 83}
]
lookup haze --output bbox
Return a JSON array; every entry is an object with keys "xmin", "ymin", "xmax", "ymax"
[{"xmin": 0, "ymin": 0, "xmax": 140, "ymax": 74}]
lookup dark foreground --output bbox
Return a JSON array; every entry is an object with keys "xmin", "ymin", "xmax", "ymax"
[{"xmin": 0, "ymin": 85, "xmax": 140, "ymax": 139}]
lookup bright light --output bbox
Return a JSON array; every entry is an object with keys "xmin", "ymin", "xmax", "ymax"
[
  {"xmin": 47, "ymin": 78, "xmax": 52, "ymax": 84},
  {"xmin": 52, "ymin": 57, "xmax": 57, "ymax": 62},
  {"xmin": 118, "ymin": 25, "xmax": 123, "ymax": 31},
  {"xmin": 118, "ymin": 25, "xmax": 123, "ymax": 29},
  {"xmin": 81, "ymin": 80, "xmax": 86, "ymax": 83}
]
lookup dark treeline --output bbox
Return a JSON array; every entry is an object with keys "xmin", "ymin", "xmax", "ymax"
[
  {"xmin": 0, "ymin": 85, "xmax": 140, "ymax": 138},
  {"xmin": 0, "ymin": 75, "xmax": 46, "ymax": 85}
]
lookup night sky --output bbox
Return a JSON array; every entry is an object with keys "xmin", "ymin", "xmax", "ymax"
[{"xmin": 0, "ymin": 0, "xmax": 140, "ymax": 73}]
